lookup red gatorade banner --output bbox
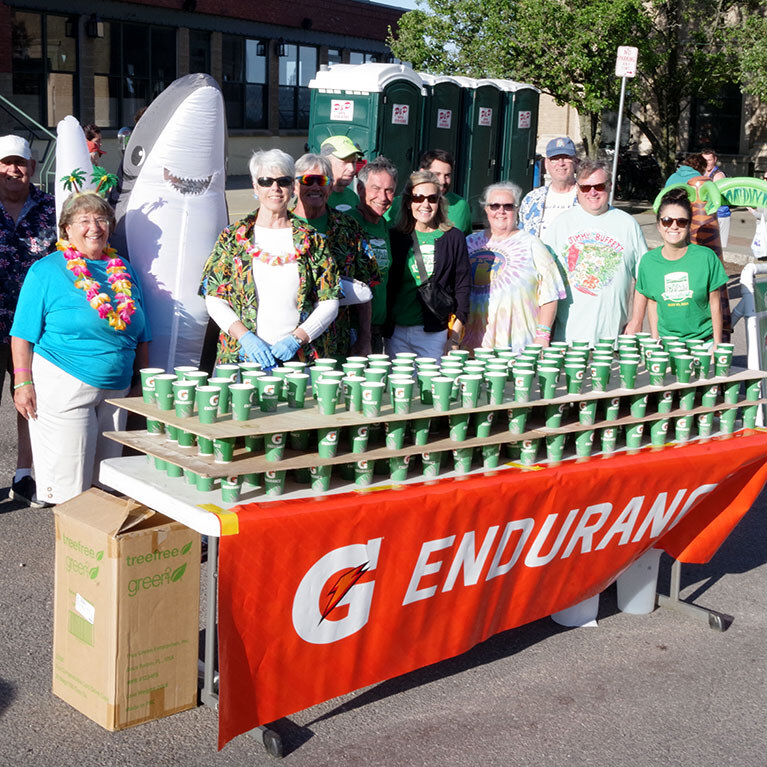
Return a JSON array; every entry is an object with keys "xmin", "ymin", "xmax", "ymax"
[{"xmin": 217, "ymin": 431, "xmax": 767, "ymax": 748}]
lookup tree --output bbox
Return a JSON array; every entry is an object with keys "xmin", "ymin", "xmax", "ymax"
[
  {"xmin": 732, "ymin": 10, "xmax": 767, "ymax": 102},
  {"xmin": 389, "ymin": 0, "xmax": 752, "ymax": 175}
]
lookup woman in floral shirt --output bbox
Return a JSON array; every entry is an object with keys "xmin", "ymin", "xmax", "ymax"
[{"xmin": 200, "ymin": 149, "xmax": 340, "ymax": 367}]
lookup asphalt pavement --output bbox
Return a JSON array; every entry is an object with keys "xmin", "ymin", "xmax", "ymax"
[{"xmin": 1, "ymin": 193, "xmax": 766, "ymax": 766}]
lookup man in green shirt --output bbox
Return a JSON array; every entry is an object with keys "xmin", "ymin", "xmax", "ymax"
[
  {"xmin": 321, "ymin": 135, "xmax": 363, "ymax": 212},
  {"xmin": 385, "ymin": 148, "xmax": 473, "ymax": 234},
  {"xmin": 348, "ymin": 156, "xmax": 397, "ymax": 353}
]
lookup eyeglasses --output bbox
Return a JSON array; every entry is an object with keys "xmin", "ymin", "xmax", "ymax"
[
  {"xmin": 410, "ymin": 194, "xmax": 440, "ymax": 204},
  {"xmin": 72, "ymin": 217, "xmax": 110, "ymax": 228},
  {"xmin": 578, "ymin": 182, "xmax": 608, "ymax": 193},
  {"xmin": 296, "ymin": 174, "xmax": 330, "ymax": 187},
  {"xmin": 256, "ymin": 176, "xmax": 293, "ymax": 188},
  {"xmin": 487, "ymin": 203, "xmax": 515, "ymax": 211},
  {"xmin": 659, "ymin": 216, "xmax": 690, "ymax": 228}
]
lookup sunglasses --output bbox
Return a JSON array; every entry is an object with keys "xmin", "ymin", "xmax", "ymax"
[
  {"xmin": 487, "ymin": 203, "xmax": 515, "ymax": 211},
  {"xmin": 256, "ymin": 176, "xmax": 293, "ymax": 188},
  {"xmin": 410, "ymin": 194, "xmax": 440, "ymax": 204},
  {"xmin": 296, "ymin": 174, "xmax": 330, "ymax": 187},
  {"xmin": 659, "ymin": 216, "xmax": 690, "ymax": 228},
  {"xmin": 578, "ymin": 182, "xmax": 608, "ymax": 193}
]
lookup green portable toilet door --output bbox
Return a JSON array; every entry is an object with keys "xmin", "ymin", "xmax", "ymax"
[
  {"xmin": 509, "ymin": 88, "xmax": 539, "ymax": 196},
  {"xmin": 466, "ymin": 85, "xmax": 501, "ymax": 224},
  {"xmin": 379, "ymin": 80, "xmax": 422, "ymax": 193},
  {"xmin": 308, "ymin": 90, "xmax": 377, "ymax": 157},
  {"xmin": 422, "ymin": 82, "xmax": 462, "ymax": 161}
]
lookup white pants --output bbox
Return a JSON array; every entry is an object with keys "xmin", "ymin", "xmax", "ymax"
[
  {"xmin": 29, "ymin": 354, "xmax": 128, "ymax": 504},
  {"xmin": 386, "ymin": 325, "xmax": 447, "ymax": 359},
  {"xmin": 718, "ymin": 214, "xmax": 731, "ymax": 249}
]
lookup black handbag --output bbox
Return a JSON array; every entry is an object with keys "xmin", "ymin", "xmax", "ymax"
[{"xmin": 411, "ymin": 234, "xmax": 455, "ymax": 324}]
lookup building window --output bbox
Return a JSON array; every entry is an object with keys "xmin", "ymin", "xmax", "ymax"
[
  {"xmin": 222, "ymin": 35, "xmax": 267, "ymax": 130},
  {"xmin": 93, "ymin": 22, "xmax": 177, "ymax": 128},
  {"xmin": 327, "ymin": 48, "xmax": 342, "ymax": 65},
  {"xmin": 11, "ymin": 11, "xmax": 77, "ymax": 128},
  {"xmin": 690, "ymin": 84, "xmax": 742, "ymax": 156},
  {"xmin": 278, "ymin": 44, "xmax": 317, "ymax": 130},
  {"xmin": 190, "ymin": 30, "xmax": 211, "ymax": 75},
  {"xmin": 349, "ymin": 51, "xmax": 380, "ymax": 65}
]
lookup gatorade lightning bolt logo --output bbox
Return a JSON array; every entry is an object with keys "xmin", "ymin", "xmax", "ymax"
[{"xmin": 319, "ymin": 563, "xmax": 369, "ymax": 623}]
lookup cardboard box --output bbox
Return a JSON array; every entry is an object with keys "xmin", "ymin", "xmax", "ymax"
[{"xmin": 53, "ymin": 488, "xmax": 201, "ymax": 730}]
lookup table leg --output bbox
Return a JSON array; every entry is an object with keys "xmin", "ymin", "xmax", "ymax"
[{"xmin": 656, "ymin": 559, "xmax": 733, "ymax": 631}]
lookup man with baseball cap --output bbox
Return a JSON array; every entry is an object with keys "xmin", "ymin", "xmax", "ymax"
[
  {"xmin": 518, "ymin": 136, "xmax": 580, "ymax": 238},
  {"xmin": 320, "ymin": 135, "xmax": 363, "ymax": 212},
  {"xmin": 0, "ymin": 135, "xmax": 56, "ymax": 506}
]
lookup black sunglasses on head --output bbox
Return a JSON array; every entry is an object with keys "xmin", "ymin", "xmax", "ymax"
[{"xmin": 256, "ymin": 176, "xmax": 293, "ymax": 188}]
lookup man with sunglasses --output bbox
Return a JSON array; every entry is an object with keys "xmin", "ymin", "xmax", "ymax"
[
  {"xmin": 518, "ymin": 136, "xmax": 580, "ymax": 238},
  {"xmin": 293, "ymin": 153, "xmax": 379, "ymax": 358},
  {"xmin": 348, "ymin": 157, "xmax": 397, "ymax": 353},
  {"xmin": 543, "ymin": 159, "xmax": 647, "ymax": 345},
  {"xmin": 321, "ymin": 136, "xmax": 363, "ymax": 212},
  {"xmin": 0, "ymin": 135, "xmax": 56, "ymax": 506}
]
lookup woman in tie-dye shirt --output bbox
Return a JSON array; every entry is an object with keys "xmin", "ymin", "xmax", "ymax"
[{"xmin": 462, "ymin": 182, "xmax": 565, "ymax": 352}]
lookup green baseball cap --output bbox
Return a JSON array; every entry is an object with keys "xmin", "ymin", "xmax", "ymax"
[{"xmin": 321, "ymin": 135, "xmax": 363, "ymax": 160}]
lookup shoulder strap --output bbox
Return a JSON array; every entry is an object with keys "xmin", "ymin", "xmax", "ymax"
[{"xmin": 410, "ymin": 233, "xmax": 429, "ymax": 282}]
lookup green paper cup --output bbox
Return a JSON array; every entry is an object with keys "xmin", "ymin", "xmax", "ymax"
[
  {"xmin": 146, "ymin": 418, "xmax": 164, "ymax": 435},
  {"xmin": 361, "ymin": 381, "xmax": 385, "ymax": 416},
  {"xmin": 720, "ymin": 408, "xmax": 738, "ymax": 434},
  {"xmin": 590, "ymin": 362, "xmax": 611, "ymax": 392},
  {"xmin": 457, "ymin": 374, "xmax": 482, "ymax": 408},
  {"xmin": 578, "ymin": 399, "xmax": 597, "ymax": 426},
  {"xmin": 342, "ymin": 375, "xmax": 365, "ymax": 412},
  {"xmin": 412, "ymin": 417, "xmax": 432, "ymax": 445},
  {"xmin": 264, "ymin": 431, "xmax": 286, "ymax": 461},
  {"xmin": 153, "ymin": 456, "xmax": 167, "ymax": 472},
  {"xmin": 675, "ymin": 416, "xmax": 693, "ymax": 442},
  {"xmin": 674, "ymin": 354, "xmax": 695, "ymax": 383},
  {"xmin": 421, "ymin": 451, "xmax": 443, "ymax": 477},
  {"xmin": 309, "ymin": 465, "xmax": 332, "ymax": 492},
  {"xmin": 314, "ymin": 357, "xmax": 338, "ymax": 369},
  {"xmin": 242, "ymin": 472, "xmax": 259, "ymax": 486},
  {"xmin": 196, "ymin": 474, "xmax": 214, "ymax": 492},
  {"xmin": 184, "ymin": 370, "xmax": 209, "ymax": 390},
  {"xmin": 440, "ymin": 369, "xmax": 462, "ymax": 401},
  {"xmin": 283, "ymin": 361, "xmax": 307, "ymax": 374},
  {"xmin": 485, "ymin": 371, "xmax": 507, "ymax": 404},
  {"xmin": 537, "ymin": 367, "xmax": 560, "ymax": 398},
  {"xmin": 657, "ymin": 390, "xmax": 674, "ymax": 414},
  {"xmin": 508, "ymin": 406, "xmax": 530, "ymax": 434},
  {"xmin": 139, "ymin": 367, "xmax": 165, "ymax": 404},
  {"xmin": 220, "ymin": 475, "xmax": 242, "ymax": 503},
  {"xmin": 367, "ymin": 353, "xmax": 390, "ymax": 364},
  {"xmin": 208, "ymin": 377, "xmax": 232, "ymax": 415},
  {"xmin": 648, "ymin": 358, "xmax": 667, "ymax": 386},
  {"xmin": 177, "ymin": 429, "xmax": 196, "ymax": 448},
  {"xmin": 723, "ymin": 380, "xmax": 740, "ymax": 404},
  {"xmin": 165, "ymin": 425, "xmax": 179, "ymax": 443},
  {"xmin": 166, "ymin": 462, "xmax": 183, "ymax": 478},
  {"xmin": 363, "ymin": 367, "xmax": 388, "ymax": 384},
  {"xmin": 271, "ymin": 367, "xmax": 290, "ymax": 401},
  {"xmin": 630, "ymin": 393, "xmax": 648, "ymax": 418},
  {"xmin": 701, "ymin": 384, "xmax": 719, "ymax": 408},
  {"xmin": 746, "ymin": 379, "xmax": 762, "ymax": 402},
  {"xmin": 263, "ymin": 469, "xmax": 286, "ymax": 496},
  {"xmin": 679, "ymin": 387, "xmax": 696, "ymax": 411},
  {"xmin": 512, "ymin": 368, "xmax": 535, "ymax": 403},
  {"xmin": 601, "ymin": 427, "xmax": 618, "ymax": 454},
  {"xmin": 564, "ymin": 363, "xmax": 585, "ymax": 394},
  {"xmin": 474, "ymin": 410, "xmax": 494, "ymax": 438},
  {"xmin": 214, "ymin": 363, "xmax": 240, "ymax": 382},
  {"xmin": 287, "ymin": 431, "xmax": 308, "ymax": 451},
  {"xmin": 241, "ymin": 370, "xmax": 265, "ymax": 398},
  {"xmin": 714, "ymin": 348, "xmax": 733, "ymax": 377},
  {"xmin": 431, "ymin": 376, "xmax": 454, "ymax": 412},
  {"xmin": 286, "ymin": 372, "xmax": 310, "ymax": 408},
  {"xmin": 153, "ymin": 373, "xmax": 177, "ymax": 411},
  {"xmin": 391, "ymin": 377, "xmax": 415, "ymax": 414},
  {"xmin": 415, "ymin": 356, "xmax": 438, "ymax": 367},
  {"xmin": 449, "ymin": 413, "xmax": 470, "ymax": 442},
  {"xmin": 342, "ymin": 362, "xmax": 366, "ymax": 377},
  {"xmin": 545, "ymin": 433, "xmax": 566, "ymax": 463},
  {"xmin": 481, "ymin": 444, "xmax": 501, "ymax": 469},
  {"xmin": 354, "ymin": 459, "xmax": 374, "ymax": 486},
  {"xmin": 317, "ymin": 426, "xmax": 340, "ymax": 457},
  {"xmin": 310, "ymin": 364, "xmax": 335, "ymax": 394},
  {"xmin": 604, "ymin": 396, "xmax": 621, "ymax": 421},
  {"xmin": 350, "ymin": 424, "xmax": 369, "ymax": 453},
  {"xmin": 545, "ymin": 403, "xmax": 565, "ymax": 428},
  {"xmin": 692, "ymin": 350, "xmax": 712, "ymax": 379},
  {"xmin": 417, "ymin": 371, "xmax": 438, "ymax": 405},
  {"xmin": 389, "ymin": 454, "xmax": 411, "ymax": 481},
  {"xmin": 239, "ymin": 361, "xmax": 263, "ymax": 373},
  {"xmin": 213, "ymin": 437, "xmax": 235, "ymax": 463},
  {"xmin": 574, "ymin": 429, "xmax": 595, "ymax": 458},
  {"xmin": 618, "ymin": 359, "xmax": 639, "ymax": 389},
  {"xmin": 197, "ymin": 436, "xmax": 214, "ymax": 457},
  {"xmin": 452, "ymin": 448, "xmax": 474, "ymax": 474},
  {"xmin": 697, "ymin": 411, "xmax": 714, "ymax": 437},
  {"xmin": 518, "ymin": 438, "xmax": 540, "ymax": 466},
  {"xmin": 395, "ymin": 352, "xmax": 418, "ymax": 361},
  {"xmin": 650, "ymin": 418, "xmax": 670, "ymax": 446},
  {"xmin": 257, "ymin": 376, "xmax": 281, "ymax": 412},
  {"xmin": 195, "ymin": 386, "xmax": 219, "ymax": 424},
  {"xmin": 625, "ymin": 422, "xmax": 645, "ymax": 450},
  {"xmin": 743, "ymin": 380, "xmax": 761, "ymax": 427},
  {"xmin": 229, "ymin": 383, "xmax": 255, "ymax": 421},
  {"xmin": 385, "ymin": 421, "xmax": 406, "ymax": 449}
]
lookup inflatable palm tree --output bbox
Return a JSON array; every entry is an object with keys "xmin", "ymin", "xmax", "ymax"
[{"xmin": 654, "ymin": 176, "xmax": 767, "ymax": 341}]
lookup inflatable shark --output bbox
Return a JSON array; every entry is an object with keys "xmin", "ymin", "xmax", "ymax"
[{"xmin": 113, "ymin": 73, "xmax": 228, "ymax": 370}]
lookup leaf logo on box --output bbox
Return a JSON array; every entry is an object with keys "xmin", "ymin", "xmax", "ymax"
[
  {"xmin": 89, "ymin": 566, "xmax": 99, "ymax": 579},
  {"xmin": 127, "ymin": 563, "xmax": 189, "ymax": 597}
]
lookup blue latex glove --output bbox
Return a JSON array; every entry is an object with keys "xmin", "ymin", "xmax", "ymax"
[
  {"xmin": 270, "ymin": 334, "xmax": 302, "ymax": 362},
  {"xmin": 239, "ymin": 331, "xmax": 276, "ymax": 369}
]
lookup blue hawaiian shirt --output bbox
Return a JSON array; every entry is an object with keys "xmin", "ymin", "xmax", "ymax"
[
  {"xmin": 0, "ymin": 184, "xmax": 57, "ymax": 342},
  {"xmin": 517, "ymin": 185, "xmax": 579, "ymax": 238}
]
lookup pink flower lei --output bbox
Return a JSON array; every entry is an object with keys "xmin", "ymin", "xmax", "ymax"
[
  {"xmin": 56, "ymin": 239, "xmax": 136, "ymax": 331},
  {"xmin": 234, "ymin": 224, "xmax": 310, "ymax": 265}
]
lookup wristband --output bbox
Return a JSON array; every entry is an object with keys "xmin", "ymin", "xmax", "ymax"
[
  {"xmin": 535, "ymin": 323, "xmax": 552, "ymax": 333},
  {"xmin": 13, "ymin": 380, "xmax": 33, "ymax": 390},
  {"xmin": 13, "ymin": 367, "xmax": 31, "ymax": 373}
]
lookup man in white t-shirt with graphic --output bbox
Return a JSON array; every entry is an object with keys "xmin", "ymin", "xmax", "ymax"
[
  {"xmin": 518, "ymin": 136, "xmax": 580, "ymax": 238},
  {"xmin": 543, "ymin": 160, "xmax": 648, "ymax": 345}
]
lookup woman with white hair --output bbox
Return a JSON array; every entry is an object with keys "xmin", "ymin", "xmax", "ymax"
[
  {"xmin": 200, "ymin": 148, "xmax": 340, "ymax": 367},
  {"xmin": 462, "ymin": 181, "xmax": 564, "ymax": 351}
]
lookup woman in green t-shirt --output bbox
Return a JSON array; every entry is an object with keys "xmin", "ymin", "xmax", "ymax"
[{"xmin": 634, "ymin": 188, "xmax": 727, "ymax": 345}]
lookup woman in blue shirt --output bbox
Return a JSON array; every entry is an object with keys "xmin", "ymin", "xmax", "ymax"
[{"xmin": 11, "ymin": 192, "xmax": 150, "ymax": 505}]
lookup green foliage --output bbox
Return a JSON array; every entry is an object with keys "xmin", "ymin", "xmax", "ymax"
[{"xmin": 731, "ymin": 11, "xmax": 767, "ymax": 101}]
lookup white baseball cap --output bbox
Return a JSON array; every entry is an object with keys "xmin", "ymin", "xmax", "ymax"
[{"xmin": 0, "ymin": 135, "xmax": 32, "ymax": 162}]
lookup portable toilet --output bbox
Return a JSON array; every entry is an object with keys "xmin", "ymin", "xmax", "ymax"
[
  {"xmin": 308, "ymin": 63, "xmax": 423, "ymax": 193},
  {"xmin": 453, "ymin": 77, "xmax": 503, "ymax": 225},
  {"xmin": 491, "ymin": 79, "xmax": 540, "ymax": 196},
  {"xmin": 418, "ymin": 73, "xmax": 463, "ymax": 163}
]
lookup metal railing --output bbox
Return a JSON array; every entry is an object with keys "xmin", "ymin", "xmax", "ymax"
[{"xmin": 0, "ymin": 94, "xmax": 57, "ymax": 192}]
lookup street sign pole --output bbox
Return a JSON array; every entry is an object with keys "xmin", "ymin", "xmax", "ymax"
[{"xmin": 609, "ymin": 45, "xmax": 638, "ymax": 206}]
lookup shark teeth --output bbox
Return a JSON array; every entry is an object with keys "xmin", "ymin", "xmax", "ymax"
[{"xmin": 163, "ymin": 167, "xmax": 213, "ymax": 196}]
